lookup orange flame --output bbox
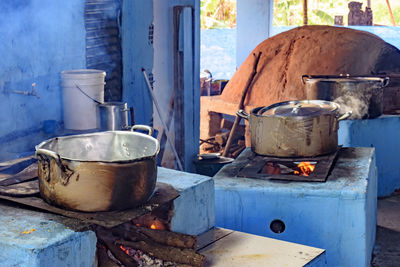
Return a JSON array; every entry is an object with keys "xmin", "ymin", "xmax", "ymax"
[
  {"xmin": 294, "ymin": 162, "xmax": 315, "ymax": 176},
  {"xmin": 134, "ymin": 218, "xmax": 166, "ymax": 230},
  {"xmin": 120, "ymin": 245, "xmax": 130, "ymax": 255},
  {"xmin": 149, "ymin": 219, "xmax": 166, "ymax": 230}
]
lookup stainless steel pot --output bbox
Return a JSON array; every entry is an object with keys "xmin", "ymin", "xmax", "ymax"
[
  {"xmin": 99, "ymin": 102, "xmax": 132, "ymax": 130},
  {"xmin": 302, "ymin": 75, "xmax": 389, "ymax": 119},
  {"xmin": 238, "ymin": 100, "xmax": 351, "ymax": 157},
  {"xmin": 35, "ymin": 125, "xmax": 159, "ymax": 212}
]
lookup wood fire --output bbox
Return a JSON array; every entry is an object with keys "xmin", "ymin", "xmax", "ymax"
[{"xmin": 294, "ymin": 161, "xmax": 316, "ymax": 176}]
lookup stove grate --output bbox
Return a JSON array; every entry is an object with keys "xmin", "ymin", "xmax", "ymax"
[{"xmin": 237, "ymin": 150, "xmax": 339, "ymax": 182}]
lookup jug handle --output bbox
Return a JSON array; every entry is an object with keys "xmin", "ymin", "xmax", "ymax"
[
  {"xmin": 130, "ymin": 107, "xmax": 135, "ymax": 126},
  {"xmin": 131, "ymin": 125, "xmax": 153, "ymax": 136}
]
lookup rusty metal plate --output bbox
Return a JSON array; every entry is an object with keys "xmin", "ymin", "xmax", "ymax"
[
  {"xmin": 0, "ymin": 182, "xmax": 179, "ymax": 228},
  {"xmin": 0, "ymin": 180, "xmax": 39, "ymax": 197}
]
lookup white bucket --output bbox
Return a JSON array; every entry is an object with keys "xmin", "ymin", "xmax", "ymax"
[{"xmin": 61, "ymin": 69, "xmax": 106, "ymax": 130}]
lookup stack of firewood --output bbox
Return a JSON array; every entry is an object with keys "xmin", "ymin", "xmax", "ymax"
[
  {"xmin": 96, "ymin": 223, "xmax": 205, "ymax": 267},
  {"xmin": 200, "ymin": 118, "xmax": 246, "ymax": 158}
]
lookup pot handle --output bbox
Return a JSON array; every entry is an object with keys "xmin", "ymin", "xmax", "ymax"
[
  {"xmin": 237, "ymin": 109, "xmax": 250, "ymax": 120},
  {"xmin": 301, "ymin": 75, "xmax": 311, "ymax": 84},
  {"xmin": 131, "ymin": 124, "xmax": 153, "ymax": 136},
  {"xmin": 337, "ymin": 111, "xmax": 352, "ymax": 121},
  {"xmin": 382, "ymin": 77, "xmax": 390, "ymax": 88},
  {"xmin": 36, "ymin": 148, "xmax": 60, "ymax": 162}
]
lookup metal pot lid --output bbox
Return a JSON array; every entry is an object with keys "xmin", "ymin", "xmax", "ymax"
[
  {"xmin": 302, "ymin": 75, "xmax": 389, "ymax": 84},
  {"xmin": 258, "ymin": 100, "xmax": 339, "ymax": 117}
]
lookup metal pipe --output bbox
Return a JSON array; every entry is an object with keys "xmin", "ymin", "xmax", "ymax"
[
  {"xmin": 11, "ymin": 83, "xmax": 40, "ymax": 98},
  {"xmin": 142, "ymin": 68, "xmax": 184, "ymax": 171}
]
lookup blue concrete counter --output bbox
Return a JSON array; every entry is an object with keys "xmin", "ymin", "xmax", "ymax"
[
  {"xmin": 214, "ymin": 147, "xmax": 377, "ymax": 267},
  {"xmin": 157, "ymin": 167, "xmax": 215, "ymax": 235},
  {"xmin": 0, "ymin": 203, "xmax": 96, "ymax": 267}
]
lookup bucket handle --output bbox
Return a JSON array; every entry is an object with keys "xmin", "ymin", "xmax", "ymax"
[{"xmin": 74, "ymin": 83, "xmax": 103, "ymax": 105}]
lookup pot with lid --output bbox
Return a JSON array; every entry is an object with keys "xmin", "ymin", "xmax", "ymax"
[
  {"xmin": 302, "ymin": 75, "xmax": 389, "ymax": 119},
  {"xmin": 238, "ymin": 100, "xmax": 351, "ymax": 157}
]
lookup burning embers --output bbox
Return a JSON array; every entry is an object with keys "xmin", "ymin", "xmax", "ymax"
[
  {"xmin": 260, "ymin": 161, "xmax": 316, "ymax": 176},
  {"xmin": 96, "ymin": 223, "xmax": 204, "ymax": 267},
  {"xmin": 96, "ymin": 207, "xmax": 205, "ymax": 267}
]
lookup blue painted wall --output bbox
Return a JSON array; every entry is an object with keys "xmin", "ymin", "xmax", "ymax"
[
  {"xmin": 151, "ymin": 0, "xmax": 201, "ymax": 171},
  {"xmin": 0, "ymin": 0, "xmax": 86, "ymax": 160},
  {"xmin": 122, "ymin": 0, "xmax": 154, "ymax": 126},
  {"xmin": 236, "ymin": 0, "xmax": 273, "ymax": 67},
  {"xmin": 339, "ymin": 116, "xmax": 400, "ymax": 196}
]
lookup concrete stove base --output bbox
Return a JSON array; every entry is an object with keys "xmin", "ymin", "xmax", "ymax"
[
  {"xmin": 0, "ymin": 204, "xmax": 97, "ymax": 267},
  {"xmin": 214, "ymin": 147, "xmax": 377, "ymax": 267},
  {"xmin": 0, "ymin": 167, "xmax": 214, "ymax": 266},
  {"xmin": 158, "ymin": 167, "xmax": 215, "ymax": 235},
  {"xmin": 339, "ymin": 115, "xmax": 400, "ymax": 196}
]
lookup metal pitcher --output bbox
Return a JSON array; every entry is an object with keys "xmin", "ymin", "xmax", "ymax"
[{"xmin": 99, "ymin": 102, "xmax": 133, "ymax": 130}]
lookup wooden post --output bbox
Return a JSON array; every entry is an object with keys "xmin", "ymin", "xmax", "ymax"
[
  {"xmin": 303, "ymin": 0, "xmax": 308, "ymax": 25},
  {"xmin": 222, "ymin": 52, "xmax": 262, "ymax": 157}
]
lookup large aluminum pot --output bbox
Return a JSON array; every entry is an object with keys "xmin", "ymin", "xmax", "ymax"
[
  {"xmin": 35, "ymin": 125, "xmax": 159, "ymax": 212},
  {"xmin": 238, "ymin": 100, "xmax": 351, "ymax": 157},
  {"xmin": 302, "ymin": 75, "xmax": 389, "ymax": 119}
]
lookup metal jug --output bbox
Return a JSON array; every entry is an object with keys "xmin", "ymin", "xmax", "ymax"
[{"xmin": 99, "ymin": 102, "xmax": 133, "ymax": 130}]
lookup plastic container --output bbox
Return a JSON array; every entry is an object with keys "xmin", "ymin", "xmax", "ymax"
[{"xmin": 61, "ymin": 69, "xmax": 106, "ymax": 130}]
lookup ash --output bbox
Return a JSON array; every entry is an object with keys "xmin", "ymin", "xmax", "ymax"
[{"xmin": 112, "ymin": 247, "xmax": 179, "ymax": 267}]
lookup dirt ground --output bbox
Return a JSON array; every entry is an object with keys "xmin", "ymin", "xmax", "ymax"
[{"xmin": 372, "ymin": 194, "xmax": 400, "ymax": 266}]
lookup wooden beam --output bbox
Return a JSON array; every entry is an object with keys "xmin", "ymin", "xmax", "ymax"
[{"xmin": 385, "ymin": 0, "xmax": 396, "ymax": 26}]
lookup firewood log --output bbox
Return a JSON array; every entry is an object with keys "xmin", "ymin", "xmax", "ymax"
[
  {"xmin": 215, "ymin": 131, "xmax": 230, "ymax": 146},
  {"xmin": 115, "ymin": 239, "xmax": 205, "ymax": 267},
  {"xmin": 112, "ymin": 224, "xmax": 197, "ymax": 250},
  {"xmin": 96, "ymin": 232, "xmax": 138, "ymax": 267}
]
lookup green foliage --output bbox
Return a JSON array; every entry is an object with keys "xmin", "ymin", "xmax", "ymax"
[
  {"xmin": 201, "ymin": 0, "xmax": 236, "ymax": 29},
  {"xmin": 200, "ymin": 0, "xmax": 400, "ymax": 28},
  {"xmin": 311, "ymin": 10, "xmax": 334, "ymax": 25},
  {"xmin": 273, "ymin": 0, "xmax": 400, "ymax": 26}
]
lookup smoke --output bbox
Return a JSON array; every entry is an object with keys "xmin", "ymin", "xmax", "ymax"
[{"xmin": 333, "ymin": 86, "xmax": 376, "ymax": 119}]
